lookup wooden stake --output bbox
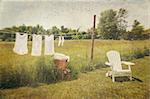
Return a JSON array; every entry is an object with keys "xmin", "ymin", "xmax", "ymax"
[{"xmin": 91, "ymin": 15, "xmax": 96, "ymax": 62}]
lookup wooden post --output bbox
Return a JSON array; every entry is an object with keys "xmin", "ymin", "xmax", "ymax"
[{"xmin": 91, "ymin": 15, "xmax": 96, "ymax": 62}]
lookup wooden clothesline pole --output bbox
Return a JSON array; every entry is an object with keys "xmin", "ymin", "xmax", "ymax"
[{"xmin": 90, "ymin": 15, "xmax": 96, "ymax": 62}]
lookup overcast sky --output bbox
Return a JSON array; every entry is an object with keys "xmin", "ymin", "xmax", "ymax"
[{"xmin": 0, "ymin": 0, "xmax": 149, "ymax": 31}]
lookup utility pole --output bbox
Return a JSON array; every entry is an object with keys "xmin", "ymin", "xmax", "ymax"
[{"xmin": 91, "ymin": 15, "xmax": 96, "ymax": 62}]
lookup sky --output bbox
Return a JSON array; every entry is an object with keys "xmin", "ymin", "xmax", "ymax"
[{"xmin": 0, "ymin": 0, "xmax": 149, "ymax": 31}]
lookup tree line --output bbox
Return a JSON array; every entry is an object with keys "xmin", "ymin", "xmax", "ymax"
[
  {"xmin": 97, "ymin": 8, "xmax": 149, "ymax": 40},
  {"xmin": 0, "ymin": 25, "xmax": 91, "ymax": 41},
  {"xmin": 0, "ymin": 8, "xmax": 149, "ymax": 41}
]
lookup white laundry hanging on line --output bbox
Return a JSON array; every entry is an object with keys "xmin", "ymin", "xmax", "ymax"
[
  {"xmin": 31, "ymin": 34, "xmax": 42, "ymax": 56},
  {"xmin": 13, "ymin": 32, "xmax": 28, "ymax": 55},
  {"xmin": 44, "ymin": 35, "xmax": 55, "ymax": 55},
  {"xmin": 61, "ymin": 36, "xmax": 64, "ymax": 46},
  {"xmin": 58, "ymin": 36, "xmax": 61, "ymax": 47}
]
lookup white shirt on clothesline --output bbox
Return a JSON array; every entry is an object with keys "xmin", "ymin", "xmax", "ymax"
[
  {"xmin": 13, "ymin": 32, "xmax": 28, "ymax": 55},
  {"xmin": 31, "ymin": 34, "xmax": 42, "ymax": 56},
  {"xmin": 44, "ymin": 35, "xmax": 55, "ymax": 55}
]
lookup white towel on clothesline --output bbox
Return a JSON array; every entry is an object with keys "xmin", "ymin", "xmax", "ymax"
[
  {"xmin": 61, "ymin": 36, "xmax": 64, "ymax": 46},
  {"xmin": 58, "ymin": 36, "xmax": 61, "ymax": 47},
  {"xmin": 44, "ymin": 35, "xmax": 55, "ymax": 55},
  {"xmin": 58, "ymin": 36, "xmax": 64, "ymax": 47},
  {"xmin": 31, "ymin": 34, "xmax": 42, "ymax": 56},
  {"xmin": 13, "ymin": 33, "xmax": 28, "ymax": 55}
]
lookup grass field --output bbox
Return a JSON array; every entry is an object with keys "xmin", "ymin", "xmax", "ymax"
[{"xmin": 0, "ymin": 40, "xmax": 150, "ymax": 99}]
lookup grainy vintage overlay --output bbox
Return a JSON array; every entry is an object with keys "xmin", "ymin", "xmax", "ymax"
[{"xmin": 0, "ymin": 0, "xmax": 150, "ymax": 99}]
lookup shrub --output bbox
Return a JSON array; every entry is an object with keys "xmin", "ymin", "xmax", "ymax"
[
  {"xmin": 122, "ymin": 48, "xmax": 149, "ymax": 61},
  {"xmin": 143, "ymin": 47, "xmax": 150, "ymax": 56},
  {"xmin": 36, "ymin": 57, "xmax": 55, "ymax": 83},
  {"xmin": 94, "ymin": 61, "xmax": 107, "ymax": 69},
  {"xmin": 80, "ymin": 64, "xmax": 95, "ymax": 73},
  {"xmin": 121, "ymin": 54, "xmax": 134, "ymax": 61},
  {"xmin": 36, "ymin": 58, "xmax": 79, "ymax": 83},
  {"xmin": 132, "ymin": 48, "xmax": 145, "ymax": 59},
  {"xmin": 67, "ymin": 64, "xmax": 79, "ymax": 80},
  {"xmin": 0, "ymin": 58, "xmax": 79, "ymax": 89},
  {"xmin": 16, "ymin": 66, "xmax": 36, "ymax": 87},
  {"xmin": 0, "ymin": 64, "xmax": 20, "ymax": 88}
]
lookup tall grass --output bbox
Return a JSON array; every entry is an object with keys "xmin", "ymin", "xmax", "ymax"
[
  {"xmin": 0, "ymin": 57, "xmax": 78, "ymax": 88},
  {"xmin": 0, "ymin": 40, "xmax": 149, "ymax": 88}
]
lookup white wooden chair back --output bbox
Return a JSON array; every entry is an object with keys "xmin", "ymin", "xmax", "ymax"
[{"xmin": 107, "ymin": 50, "xmax": 122, "ymax": 71}]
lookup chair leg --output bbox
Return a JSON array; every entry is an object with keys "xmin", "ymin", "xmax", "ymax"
[
  {"xmin": 112, "ymin": 75, "xmax": 115, "ymax": 82},
  {"xmin": 130, "ymin": 75, "xmax": 132, "ymax": 81}
]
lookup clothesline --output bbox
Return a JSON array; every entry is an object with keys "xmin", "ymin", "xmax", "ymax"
[
  {"xmin": 13, "ymin": 32, "xmax": 55, "ymax": 56},
  {"xmin": 0, "ymin": 31, "xmax": 90, "ymax": 38},
  {"xmin": 0, "ymin": 31, "xmax": 60, "ymax": 36}
]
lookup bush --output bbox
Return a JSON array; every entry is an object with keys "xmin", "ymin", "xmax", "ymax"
[
  {"xmin": 36, "ymin": 58, "xmax": 54, "ymax": 83},
  {"xmin": 80, "ymin": 64, "xmax": 95, "ymax": 73},
  {"xmin": 0, "ymin": 64, "xmax": 38, "ymax": 89},
  {"xmin": 121, "ymin": 48, "xmax": 149, "ymax": 61},
  {"xmin": 36, "ymin": 58, "xmax": 79, "ymax": 83},
  {"xmin": 143, "ymin": 47, "xmax": 150, "ymax": 56},
  {"xmin": 16, "ymin": 66, "xmax": 36, "ymax": 87},
  {"xmin": 0, "ymin": 57, "xmax": 79, "ymax": 89},
  {"xmin": 67, "ymin": 64, "xmax": 79, "ymax": 80},
  {"xmin": 121, "ymin": 54, "xmax": 134, "ymax": 61},
  {"xmin": 36, "ymin": 58, "xmax": 64, "ymax": 83},
  {"xmin": 0, "ymin": 64, "xmax": 19, "ymax": 88},
  {"xmin": 132, "ymin": 48, "xmax": 145, "ymax": 59},
  {"xmin": 94, "ymin": 62, "xmax": 107, "ymax": 69}
]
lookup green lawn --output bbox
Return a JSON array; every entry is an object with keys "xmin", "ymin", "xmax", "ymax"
[
  {"xmin": 1, "ymin": 57, "xmax": 150, "ymax": 99},
  {"xmin": 0, "ymin": 40, "xmax": 150, "ymax": 99}
]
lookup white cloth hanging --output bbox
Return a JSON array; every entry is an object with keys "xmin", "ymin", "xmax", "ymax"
[
  {"xmin": 44, "ymin": 35, "xmax": 55, "ymax": 55},
  {"xmin": 13, "ymin": 32, "xmax": 28, "ymax": 55},
  {"xmin": 61, "ymin": 36, "xmax": 64, "ymax": 46},
  {"xmin": 31, "ymin": 34, "xmax": 42, "ymax": 56},
  {"xmin": 58, "ymin": 36, "xmax": 61, "ymax": 47}
]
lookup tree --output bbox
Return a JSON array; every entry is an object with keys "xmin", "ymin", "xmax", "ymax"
[
  {"xmin": 51, "ymin": 26, "xmax": 60, "ymax": 35},
  {"xmin": 30, "ymin": 24, "xmax": 46, "ymax": 34},
  {"xmin": 143, "ymin": 29, "xmax": 150, "ymax": 39},
  {"xmin": 18, "ymin": 24, "xmax": 27, "ymax": 33},
  {"xmin": 12, "ymin": 26, "xmax": 19, "ymax": 32},
  {"xmin": 98, "ymin": 9, "xmax": 118, "ymax": 39},
  {"xmin": 130, "ymin": 20, "xmax": 144, "ymax": 40},
  {"xmin": 97, "ymin": 8, "xmax": 128, "ymax": 40},
  {"xmin": 117, "ymin": 8, "xmax": 128, "ymax": 39},
  {"xmin": 61, "ymin": 25, "xmax": 69, "ymax": 33}
]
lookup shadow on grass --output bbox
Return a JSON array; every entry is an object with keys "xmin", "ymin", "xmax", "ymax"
[
  {"xmin": 80, "ymin": 62, "xmax": 109, "ymax": 73},
  {"xmin": 94, "ymin": 62, "xmax": 109, "ymax": 69},
  {"xmin": 132, "ymin": 77, "xmax": 143, "ymax": 82},
  {"xmin": 112, "ymin": 76, "xmax": 143, "ymax": 82}
]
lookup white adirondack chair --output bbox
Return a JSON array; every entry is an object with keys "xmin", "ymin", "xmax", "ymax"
[{"xmin": 105, "ymin": 50, "xmax": 135, "ymax": 82}]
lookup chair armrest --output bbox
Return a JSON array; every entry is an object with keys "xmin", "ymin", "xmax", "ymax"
[
  {"xmin": 105, "ymin": 62, "xmax": 112, "ymax": 66},
  {"xmin": 122, "ymin": 61, "xmax": 135, "ymax": 65}
]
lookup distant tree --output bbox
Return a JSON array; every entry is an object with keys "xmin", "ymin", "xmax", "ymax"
[
  {"xmin": 26, "ymin": 26, "xmax": 33, "ymax": 34},
  {"xmin": 143, "ymin": 29, "xmax": 150, "ymax": 39},
  {"xmin": 97, "ymin": 9, "xmax": 118, "ymax": 39},
  {"xmin": 46, "ymin": 29, "xmax": 51, "ymax": 35},
  {"xmin": 97, "ymin": 8, "xmax": 128, "ymax": 40},
  {"xmin": 117, "ymin": 8, "xmax": 128, "ymax": 39},
  {"xmin": 61, "ymin": 25, "xmax": 69, "ymax": 33},
  {"xmin": 130, "ymin": 20, "xmax": 144, "ymax": 40},
  {"xmin": 36, "ymin": 24, "xmax": 45, "ymax": 34},
  {"xmin": 12, "ymin": 26, "xmax": 19, "ymax": 32},
  {"xmin": 18, "ymin": 24, "xmax": 27, "ymax": 33},
  {"xmin": 51, "ymin": 26, "xmax": 60, "ymax": 35}
]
